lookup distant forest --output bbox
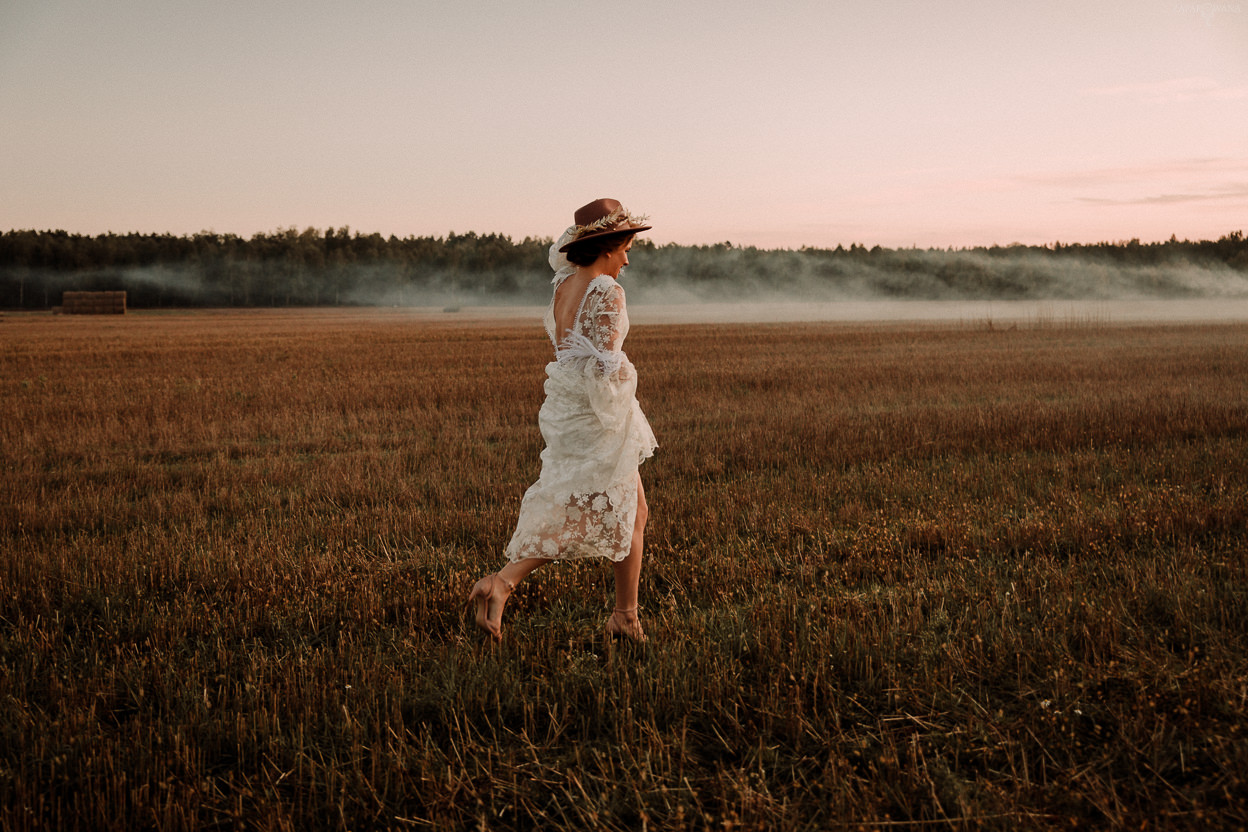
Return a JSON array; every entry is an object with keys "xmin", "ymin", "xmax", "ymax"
[{"xmin": 2, "ymin": 227, "xmax": 1246, "ymax": 309}]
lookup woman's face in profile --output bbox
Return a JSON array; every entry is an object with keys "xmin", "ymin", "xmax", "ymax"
[{"xmin": 602, "ymin": 238, "xmax": 633, "ymax": 278}]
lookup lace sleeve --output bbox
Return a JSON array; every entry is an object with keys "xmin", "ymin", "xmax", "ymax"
[
  {"xmin": 559, "ymin": 278, "xmax": 630, "ymax": 379},
  {"xmin": 589, "ymin": 281, "xmax": 626, "ymax": 354}
]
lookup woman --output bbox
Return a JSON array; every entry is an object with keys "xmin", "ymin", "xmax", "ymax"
[{"xmin": 468, "ymin": 198, "xmax": 658, "ymax": 643}]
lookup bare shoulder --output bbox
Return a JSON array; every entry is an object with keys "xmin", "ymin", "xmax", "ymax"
[{"xmin": 553, "ymin": 274, "xmax": 591, "ymax": 311}]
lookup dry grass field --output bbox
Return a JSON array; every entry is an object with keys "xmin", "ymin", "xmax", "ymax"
[{"xmin": 2, "ymin": 308, "xmax": 1246, "ymax": 830}]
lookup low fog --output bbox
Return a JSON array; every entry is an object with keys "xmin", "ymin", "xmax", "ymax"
[
  {"xmin": 341, "ymin": 250, "xmax": 1248, "ymax": 308},
  {"xmin": 614, "ymin": 248, "xmax": 1248, "ymax": 305}
]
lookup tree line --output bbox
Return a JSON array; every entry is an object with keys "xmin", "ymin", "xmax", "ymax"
[{"xmin": 1, "ymin": 227, "xmax": 1245, "ymax": 309}]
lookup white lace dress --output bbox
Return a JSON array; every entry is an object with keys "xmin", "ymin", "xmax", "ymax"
[{"xmin": 504, "ymin": 274, "xmax": 658, "ymax": 562}]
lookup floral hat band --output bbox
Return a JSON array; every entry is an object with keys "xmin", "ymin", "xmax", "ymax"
[{"xmin": 558, "ymin": 198, "xmax": 651, "ymax": 252}]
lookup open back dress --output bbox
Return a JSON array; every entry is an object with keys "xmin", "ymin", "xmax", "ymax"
[{"xmin": 503, "ymin": 274, "xmax": 658, "ymax": 562}]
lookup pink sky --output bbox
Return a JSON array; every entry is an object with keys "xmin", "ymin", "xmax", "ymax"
[{"xmin": 1, "ymin": 0, "xmax": 1245, "ymax": 248}]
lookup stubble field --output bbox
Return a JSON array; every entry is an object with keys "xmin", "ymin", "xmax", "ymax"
[{"xmin": 1, "ymin": 309, "xmax": 1246, "ymax": 830}]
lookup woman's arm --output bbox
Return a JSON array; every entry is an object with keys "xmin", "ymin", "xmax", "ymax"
[
  {"xmin": 585, "ymin": 281, "xmax": 633, "ymax": 380},
  {"xmin": 592, "ymin": 282, "xmax": 626, "ymax": 355}
]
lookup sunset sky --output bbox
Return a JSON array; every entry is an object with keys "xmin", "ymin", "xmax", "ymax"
[{"xmin": 2, "ymin": 0, "xmax": 1245, "ymax": 248}]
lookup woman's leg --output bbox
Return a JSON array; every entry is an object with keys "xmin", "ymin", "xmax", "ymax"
[
  {"xmin": 609, "ymin": 473, "xmax": 648, "ymax": 640},
  {"xmin": 469, "ymin": 556, "xmax": 550, "ymax": 640}
]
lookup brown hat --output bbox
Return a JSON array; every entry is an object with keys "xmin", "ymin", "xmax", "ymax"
[{"xmin": 558, "ymin": 198, "xmax": 651, "ymax": 252}]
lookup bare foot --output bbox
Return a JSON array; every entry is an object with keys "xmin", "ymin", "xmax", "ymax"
[
  {"xmin": 468, "ymin": 574, "xmax": 513, "ymax": 641},
  {"xmin": 605, "ymin": 607, "xmax": 647, "ymax": 644}
]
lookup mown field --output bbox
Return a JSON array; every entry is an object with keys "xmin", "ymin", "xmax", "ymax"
[{"xmin": 2, "ymin": 309, "xmax": 1246, "ymax": 830}]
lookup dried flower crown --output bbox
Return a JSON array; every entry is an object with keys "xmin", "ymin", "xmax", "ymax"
[{"xmin": 572, "ymin": 206, "xmax": 650, "ymax": 239}]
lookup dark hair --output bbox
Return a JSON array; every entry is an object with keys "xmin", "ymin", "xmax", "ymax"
[{"xmin": 564, "ymin": 232, "xmax": 635, "ymax": 266}]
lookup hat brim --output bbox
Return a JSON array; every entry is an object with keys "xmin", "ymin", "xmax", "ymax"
[{"xmin": 558, "ymin": 225, "xmax": 652, "ymax": 253}]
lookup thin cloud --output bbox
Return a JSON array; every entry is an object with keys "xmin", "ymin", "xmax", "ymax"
[
  {"xmin": 1076, "ymin": 184, "xmax": 1248, "ymax": 206},
  {"xmin": 1081, "ymin": 76, "xmax": 1248, "ymax": 103},
  {"xmin": 996, "ymin": 159, "xmax": 1248, "ymax": 209}
]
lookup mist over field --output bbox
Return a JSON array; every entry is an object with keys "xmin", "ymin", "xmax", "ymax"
[
  {"xmin": 621, "ymin": 246, "xmax": 1248, "ymax": 305},
  {"xmin": 344, "ymin": 251, "xmax": 1248, "ymax": 310},
  {"xmin": 14, "ymin": 252, "xmax": 1248, "ymax": 311},
  {"xmin": 2, "ymin": 229, "xmax": 1246, "ymax": 311}
]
